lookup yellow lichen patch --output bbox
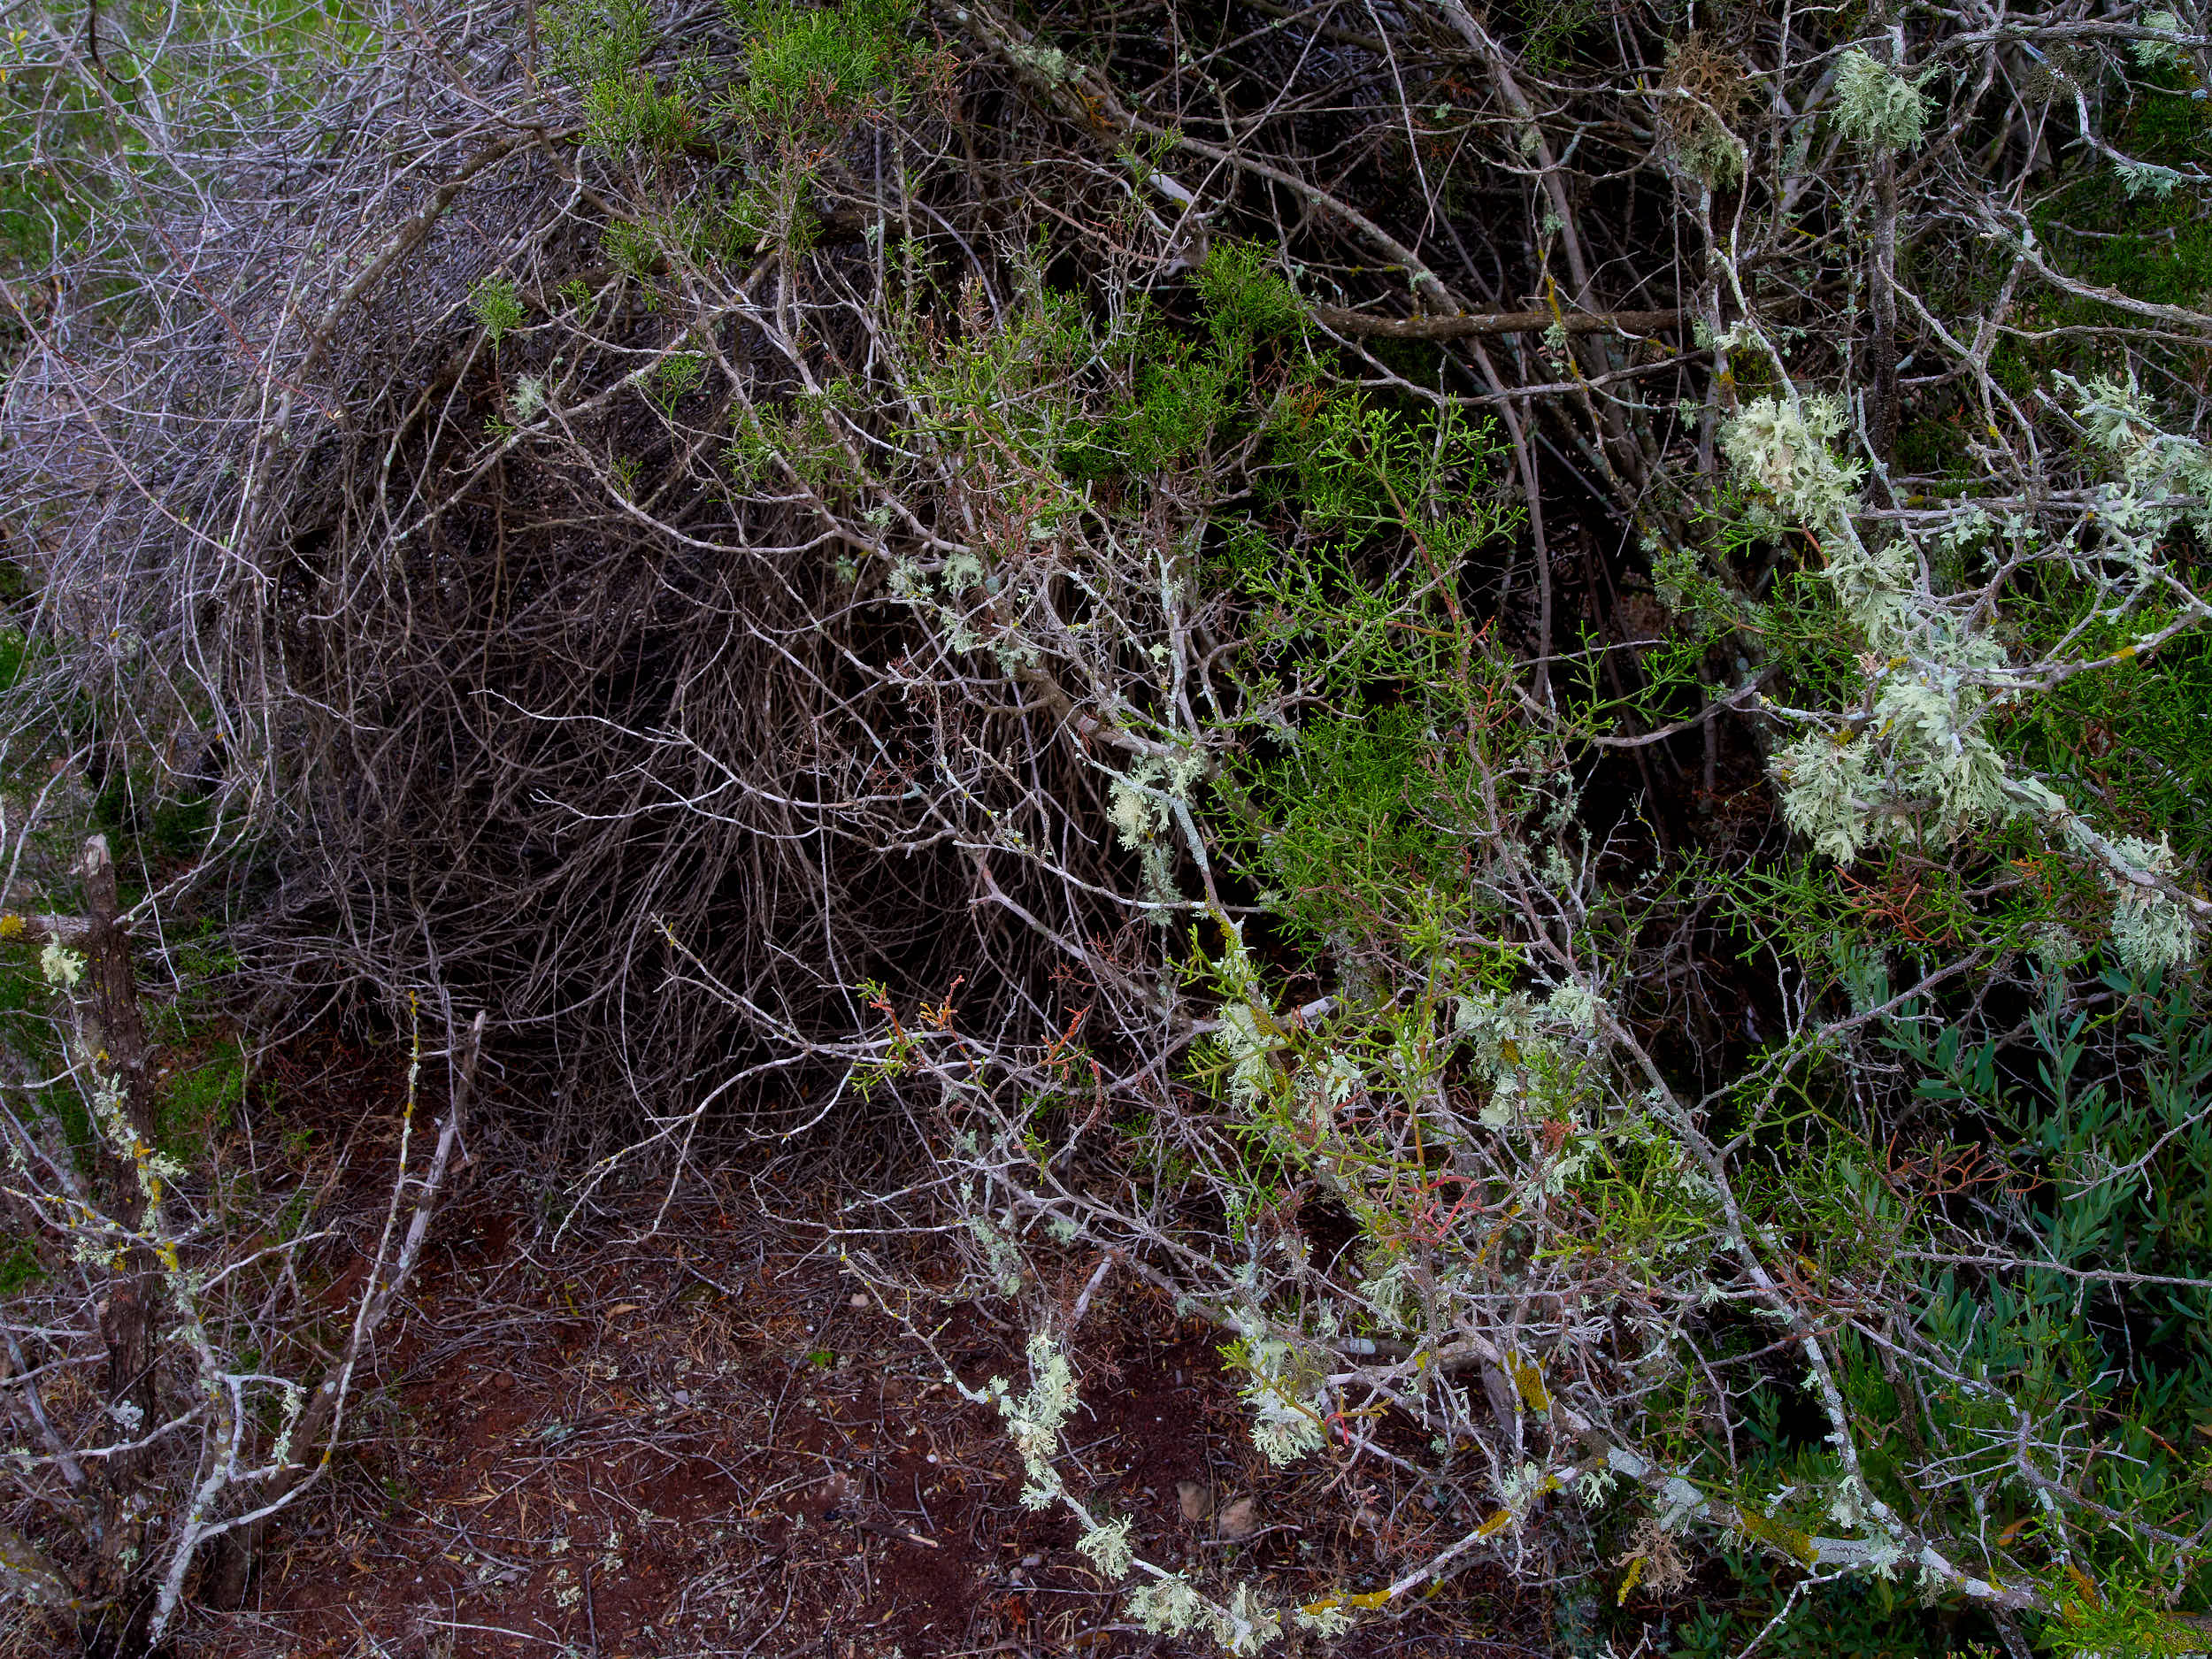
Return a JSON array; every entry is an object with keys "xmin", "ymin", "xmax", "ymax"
[
  {"xmin": 1507, "ymin": 1356, "xmax": 1550, "ymax": 1411},
  {"xmin": 1734, "ymin": 1506, "xmax": 1818, "ymax": 1567},
  {"xmin": 1617, "ymin": 1555, "xmax": 1647, "ymax": 1605},
  {"xmin": 1300, "ymin": 1588, "xmax": 1394, "ymax": 1617}
]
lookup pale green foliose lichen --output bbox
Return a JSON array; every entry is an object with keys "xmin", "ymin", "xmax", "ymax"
[
  {"xmin": 1832, "ymin": 50, "xmax": 1928, "ymax": 151},
  {"xmin": 1719, "ymin": 395, "xmax": 1863, "ymax": 535}
]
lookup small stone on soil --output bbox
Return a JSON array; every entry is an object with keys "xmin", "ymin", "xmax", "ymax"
[
  {"xmin": 1177, "ymin": 1479, "xmax": 1213, "ymax": 1523},
  {"xmin": 1217, "ymin": 1495, "xmax": 1260, "ymax": 1540}
]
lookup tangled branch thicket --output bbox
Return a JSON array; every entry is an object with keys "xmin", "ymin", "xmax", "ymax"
[{"xmin": 7, "ymin": 0, "xmax": 2212, "ymax": 1649}]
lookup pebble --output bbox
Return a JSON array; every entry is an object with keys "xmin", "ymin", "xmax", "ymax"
[
  {"xmin": 1217, "ymin": 1496, "xmax": 1261, "ymax": 1540},
  {"xmin": 672, "ymin": 1390, "xmax": 691, "ymax": 1407},
  {"xmin": 849, "ymin": 1292, "xmax": 869, "ymax": 1308}
]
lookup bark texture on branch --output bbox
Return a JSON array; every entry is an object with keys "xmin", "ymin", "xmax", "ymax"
[
  {"xmin": 1310, "ymin": 304, "xmax": 1686, "ymax": 339},
  {"xmin": 70, "ymin": 839, "xmax": 162, "ymax": 1517}
]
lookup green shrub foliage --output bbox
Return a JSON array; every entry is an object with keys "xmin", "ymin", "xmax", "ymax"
[{"xmin": 8, "ymin": 0, "xmax": 2212, "ymax": 1653}]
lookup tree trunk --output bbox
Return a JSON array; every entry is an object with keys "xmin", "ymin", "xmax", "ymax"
[{"xmin": 78, "ymin": 837, "xmax": 164, "ymax": 1621}]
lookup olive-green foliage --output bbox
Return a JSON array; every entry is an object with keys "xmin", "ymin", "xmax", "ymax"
[
  {"xmin": 157, "ymin": 1042, "xmax": 245, "ymax": 1163},
  {"xmin": 1053, "ymin": 248, "xmax": 1301, "ymax": 482},
  {"xmin": 468, "ymin": 275, "xmax": 526, "ymax": 343},
  {"xmin": 1899, "ymin": 67, "xmax": 2210, "ymax": 455},
  {"xmin": 541, "ymin": 0, "xmax": 653, "ymax": 86},
  {"xmin": 0, "ymin": 1237, "xmax": 39, "ymax": 1295},
  {"xmin": 631, "ymin": 181, "xmax": 799, "ymax": 271},
  {"xmin": 1269, "ymin": 391, "xmax": 1505, "ymax": 554},
  {"xmin": 1971, "ymin": 72, "xmax": 2212, "ymax": 398},
  {"xmin": 725, "ymin": 393, "xmax": 840, "ymax": 491},
  {"xmin": 1221, "ymin": 398, "xmax": 1519, "ymax": 958},
  {"xmin": 1647, "ymin": 491, "xmax": 2203, "ymax": 977},
  {"xmin": 0, "ymin": 55, "xmax": 109, "ymax": 285},
  {"xmin": 1, "ymin": 910, "xmax": 243, "ymax": 1167},
  {"xmin": 542, "ymin": 0, "xmax": 694, "ymax": 154},
  {"xmin": 2001, "ymin": 628, "xmax": 2212, "ymax": 864},
  {"xmin": 651, "ymin": 349, "xmax": 710, "ymax": 418},
  {"xmin": 0, "ymin": 941, "xmax": 60, "ymax": 1061},
  {"xmin": 1644, "ymin": 972, "xmax": 2212, "ymax": 1654},
  {"xmin": 1887, "ymin": 976, "xmax": 2212, "ymax": 1637},
  {"xmin": 93, "ymin": 766, "xmax": 217, "ymax": 868},
  {"xmin": 603, "ymin": 217, "xmax": 664, "ymax": 285},
  {"xmin": 2, "ymin": 4, "xmax": 374, "ymax": 299},
  {"xmin": 1125, "ymin": 334, "xmax": 1238, "ymax": 471},
  {"xmin": 1889, "ymin": 401, "xmax": 1976, "ymax": 482},
  {"xmin": 581, "ymin": 62, "xmax": 695, "ymax": 154},
  {"xmin": 1191, "ymin": 241, "xmax": 1306, "ymax": 344},
  {"xmin": 722, "ymin": 0, "xmax": 924, "ymax": 134},
  {"xmin": 712, "ymin": 230, "xmax": 1521, "ymax": 972},
  {"xmin": 1556, "ymin": 1111, "xmax": 1725, "ymax": 1274},
  {"xmin": 824, "ymin": 241, "xmax": 1300, "ymax": 502},
  {"xmin": 1235, "ymin": 704, "xmax": 1480, "ymax": 956},
  {"xmin": 0, "ymin": 624, "xmax": 29, "ymax": 688},
  {"xmin": 1643, "ymin": 495, "xmax": 1861, "ymax": 722},
  {"xmin": 1509, "ymin": 0, "xmax": 1602, "ymax": 73},
  {"xmin": 565, "ymin": 0, "xmax": 937, "ymax": 271},
  {"xmin": 1710, "ymin": 826, "xmax": 2104, "ymax": 990},
  {"xmin": 2045, "ymin": 75, "xmax": 2212, "ymax": 311},
  {"xmin": 1663, "ymin": 1542, "xmax": 2002, "ymax": 1656}
]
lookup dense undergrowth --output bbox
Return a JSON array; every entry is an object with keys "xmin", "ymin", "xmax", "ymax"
[{"xmin": 4, "ymin": 0, "xmax": 2212, "ymax": 1655}]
